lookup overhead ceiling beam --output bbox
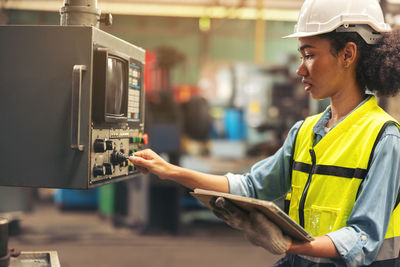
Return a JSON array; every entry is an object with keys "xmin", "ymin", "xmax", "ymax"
[{"xmin": 3, "ymin": 0, "xmax": 299, "ymax": 21}]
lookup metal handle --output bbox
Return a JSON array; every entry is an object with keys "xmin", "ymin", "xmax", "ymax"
[{"xmin": 71, "ymin": 65, "xmax": 87, "ymax": 151}]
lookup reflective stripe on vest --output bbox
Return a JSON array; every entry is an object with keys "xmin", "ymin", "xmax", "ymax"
[{"xmin": 289, "ymin": 96, "xmax": 400, "ymax": 261}]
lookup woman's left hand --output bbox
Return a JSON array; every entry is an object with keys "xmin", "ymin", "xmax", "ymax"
[{"xmin": 210, "ymin": 197, "xmax": 292, "ymax": 255}]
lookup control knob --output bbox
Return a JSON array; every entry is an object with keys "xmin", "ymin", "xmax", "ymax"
[
  {"xmin": 103, "ymin": 163, "xmax": 114, "ymax": 175},
  {"xmin": 111, "ymin": 150, "xmax": 128, "ymax": 165},
  {"xmin": 106, "ymin": 140, "xmax": 115, "ymax": 151},
  {"xmin": 93, "ymin": 164, "xmax": 105, "ymax": 177},
  {"xmin": 94, "ymin": 139, "xmax": 106, "ymax": 153}
]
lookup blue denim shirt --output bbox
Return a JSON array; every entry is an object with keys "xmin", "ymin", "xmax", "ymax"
[{"xmin": 227, "ymin": 97, "xmax": 400, "ymax": 266}]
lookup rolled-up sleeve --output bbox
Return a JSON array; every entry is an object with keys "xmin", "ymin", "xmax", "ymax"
[
  {"xmin": 226, "ymin": 120, "xmax": 303, "ymax": 201},
  {"xmin": 326, "ymin": 124, "xmax": 400, "ymax": 266}
]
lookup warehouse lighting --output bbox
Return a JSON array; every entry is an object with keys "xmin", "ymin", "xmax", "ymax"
[{"xmin": 199, "ymin": 16, "xmax": 211, "ymax": 31}]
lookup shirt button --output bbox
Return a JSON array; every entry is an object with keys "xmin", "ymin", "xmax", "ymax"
[{"xmin": 361, "ymin": 235, "xmax": 367, "ymax": 241}]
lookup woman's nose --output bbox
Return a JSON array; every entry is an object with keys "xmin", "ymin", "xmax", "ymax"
[{"xmin": 296, "ymin": 62, "xmax": 307, "ymax": 77}]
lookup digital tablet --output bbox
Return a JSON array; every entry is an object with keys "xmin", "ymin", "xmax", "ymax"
[{"xmin": 191, "ymin": 188, "xmax": 314, "ymax": 242}]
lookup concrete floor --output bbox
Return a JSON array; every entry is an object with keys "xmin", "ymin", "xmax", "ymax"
[{"xmin": 8, "ymin": 203, "xmax": 282, "ymax": 267}]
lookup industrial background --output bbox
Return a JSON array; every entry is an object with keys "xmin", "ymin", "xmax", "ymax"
[{"xmin": 1, "ymin": 0, "xmax": 400, "ymax": 266}]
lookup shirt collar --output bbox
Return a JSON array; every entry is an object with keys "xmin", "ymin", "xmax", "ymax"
[{"xmin": 313, "ymin": 95, "xmax": 372, "ymax": 138}]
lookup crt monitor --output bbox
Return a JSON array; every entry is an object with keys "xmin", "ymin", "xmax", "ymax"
[
  {"xmin": 105, "ymin": 55, "xmax": 128, "ymax": 121},
  {"xmin": 92, "ymin": 46, "xmax": 144, "ymax": 127}
]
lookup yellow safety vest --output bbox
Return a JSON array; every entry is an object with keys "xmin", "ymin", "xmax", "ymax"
[{"xmin": 289, "ymin": 96, "xmax": 400, "ymax": 261}]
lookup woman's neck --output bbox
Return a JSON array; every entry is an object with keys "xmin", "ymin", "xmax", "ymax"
[{"xmin": 327, "ymin": 89, "xmax": 365, "ymax": 128}]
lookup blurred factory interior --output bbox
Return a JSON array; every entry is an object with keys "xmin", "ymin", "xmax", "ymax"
[{"xmin": 1, "ymin": 0, "xmax": 400, "ymax": 266}]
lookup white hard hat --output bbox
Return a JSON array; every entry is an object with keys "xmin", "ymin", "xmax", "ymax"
[{"xmin": 284, "ymin": 0, "xmax": 391, "ymax": 44}]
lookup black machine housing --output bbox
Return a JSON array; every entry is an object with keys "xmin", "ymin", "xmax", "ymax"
[{"xmin": 0, "ymin": 25, "xmax": 146, "ymax": 189}]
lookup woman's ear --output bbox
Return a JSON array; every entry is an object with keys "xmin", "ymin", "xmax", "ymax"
[{"xmin": 343, "ymin": 42, "xmax": 358, "ymax": 68}]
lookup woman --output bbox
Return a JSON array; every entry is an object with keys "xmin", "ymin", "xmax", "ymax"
[{"xmin": 129, "ymin": 0, "xmax": 400, "ymax": 265}]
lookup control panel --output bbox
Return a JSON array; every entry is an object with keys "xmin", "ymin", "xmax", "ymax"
[
  {"xmin": 128, "ymin": 60, "xmax": 142, "ymax": 121},
  {"xmin": 90, "ymin": 128, "xmax": 148, "ymax": 185},
  {"xmin": 90, "ymin": 49, "xmax": 147, "ymax": 186}
]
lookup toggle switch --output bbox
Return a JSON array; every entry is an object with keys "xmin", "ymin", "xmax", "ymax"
[{"xmin": 120, "ymin": 159, "xmax": 129, "ymax": 167}]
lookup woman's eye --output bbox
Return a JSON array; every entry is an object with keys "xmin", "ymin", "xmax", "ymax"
[{"xmin": 299, "ymin": 54, "xmax": 313, "ymax": 60}]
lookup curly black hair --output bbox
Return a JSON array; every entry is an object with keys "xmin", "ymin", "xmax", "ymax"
[{"xmin": 319, "ymin": 28, "xmax": 400, "ymax": 97}]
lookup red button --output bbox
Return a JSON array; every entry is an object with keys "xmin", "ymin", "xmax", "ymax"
[{"xmin": 142, "ymin": 133, "xmax": 148, "ymax": 145}]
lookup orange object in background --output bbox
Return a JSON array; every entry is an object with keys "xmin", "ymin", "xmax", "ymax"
[
  {"xmin": 173, "ymin": 84, "xmax": 200, "ymax": 103},
  {"xmin": 141, "ymin": 133, "xmax": 149, "ymax": 145}
]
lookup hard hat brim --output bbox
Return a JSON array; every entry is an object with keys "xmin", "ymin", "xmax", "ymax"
[
  {"xmin": 282, "ymin": 23, "xmax": 391, "ymax": 40},
  {"xmin": 282, "ymin": 31, "xmax": 327, "ymax": 39}
]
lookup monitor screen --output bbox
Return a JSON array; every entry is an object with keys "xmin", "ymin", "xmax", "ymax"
[{"xmin": 105, "ymin": 56, "xmax": 127, "ymax": 118}]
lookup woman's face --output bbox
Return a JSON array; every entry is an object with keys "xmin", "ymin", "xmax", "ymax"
[{"xmin": 296, "ymin": 36, "xmax": 346, "ymax": 100}]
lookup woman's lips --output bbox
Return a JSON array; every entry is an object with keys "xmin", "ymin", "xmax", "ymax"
[{"xmin": 302, "ymin": 80, "xmax": 312, "ymax": 91}]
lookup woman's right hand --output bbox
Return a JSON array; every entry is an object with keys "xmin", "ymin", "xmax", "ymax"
[
  {"xmin": 130, "ymin": 149, "xmax": 229, "ymax": 192},
  {"xmin": 129, "ymin": 149, "xmax": 173, "ymax": 179}
]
